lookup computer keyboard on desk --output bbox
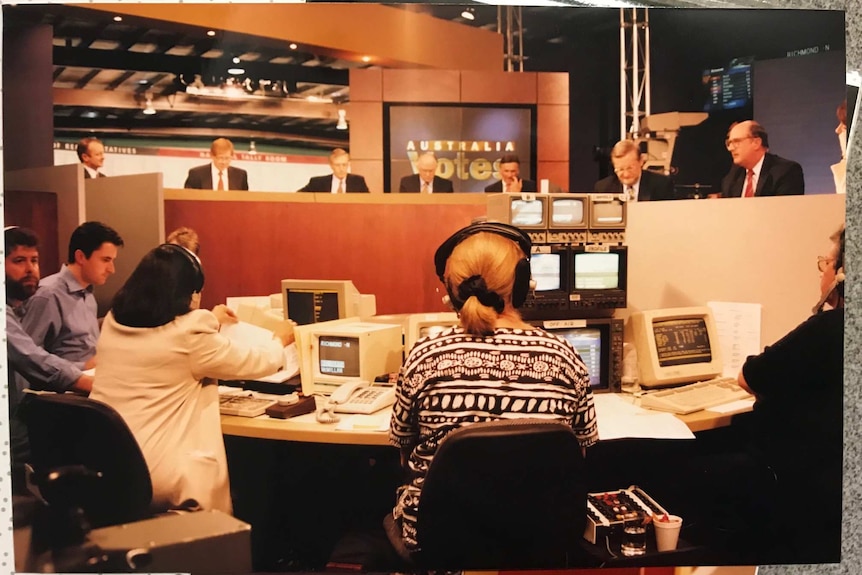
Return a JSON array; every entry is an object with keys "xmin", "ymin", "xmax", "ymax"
[{"xmin": 639, "ymin": 377, "xmax": 753, "ymax": 415}]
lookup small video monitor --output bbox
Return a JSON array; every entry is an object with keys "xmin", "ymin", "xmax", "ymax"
[
  {"xmin": 630, "ymin": 306, "xmax": 724, "ymax": 389},
  {"xmin": 282, "ymin": 279, "xmax": 373, "ymax": 325},
  {"xmin": 486, "ymin": 194, "xmax": 549, "ymax": 242},
  {"xmin": 589, "ymin": 195, "xmax": 627, "ymax": 228},
  {"xmin": 404, "ymin": 312, "xmax": 460, "ymax": 352},
  {"xmin": 569, "ymin": 246, "xmax": 627, "ymax": 310},
  {"xmin": 547, "ymin": 194, "xmax": 590, "ymax": 243}
]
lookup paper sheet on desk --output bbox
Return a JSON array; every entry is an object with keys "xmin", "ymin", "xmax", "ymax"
[
  {"xmin": 219, "ymin": 321, "xmax": 300, "ymax": 382},
  {"xmin": 592, "ymin": 394, "xmax": 695, "ymax": 440},
  {"xmin": 707, "ymin": 301, "xmax": 762, "ymax": 378},
  {"xmin": 335, "ymin": 413, "xmax": 390, "ymax": 432}
]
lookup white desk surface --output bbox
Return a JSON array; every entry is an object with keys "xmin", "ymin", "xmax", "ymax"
[{"xmin": 220, "ymin": 393, "xmax": 754, "ymax": 446}]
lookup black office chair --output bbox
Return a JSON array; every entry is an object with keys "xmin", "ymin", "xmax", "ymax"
[
  {"xmin": 19, "ymin": 392, "xmax": 154, "ymax": 530},
  {"xmin": 388, "ymin": 418, "xmax": 593, "ymax": 570}
]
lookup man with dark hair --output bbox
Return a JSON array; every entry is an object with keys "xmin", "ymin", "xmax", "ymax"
[
  {"xmin": 77, "ymin": 137, "xmax": 106, "ymax": 178},
  {"xmin": 594, "ymin": 139, "xmax": 675, "ymax": 201},
  {"xmin": 720, "ymin": 120, "xmax": 804, "ymax": 197},
  {"xmin": 6, "ymin": 227, "xmax": 94, "ymax": 492},
  {"xmin": 484, "ymin": 154, "xmax": 537, "ymax": 193},
  {"xmin": 22, "ymin": 221, "xmax": 124, "ymax": 369}
]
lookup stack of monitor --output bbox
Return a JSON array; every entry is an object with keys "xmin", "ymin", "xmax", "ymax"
[{"xmin": 486, "ymin": 192, "xmax": 627, "ymax": 245}]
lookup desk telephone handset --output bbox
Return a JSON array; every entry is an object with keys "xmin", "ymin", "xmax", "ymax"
[{"xmin": 316, "ymin": 380, "xmax": 396, "ymax": 423}]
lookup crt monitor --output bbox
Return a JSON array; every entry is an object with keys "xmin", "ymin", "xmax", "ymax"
[
  {"xmin": 486, "ymin": 193, "xmax": 548, "ymax": 231},
  {"xmin": 521, "ymin": 246, "xmax": 571, "ymax": 317},
  {"xmin": 629, "ymin": 306, "xmax": 724, "ymax": 389},
  {"xmin": 404, "ymin": 312, "xmax": 460, "ymax": 352},
  {"xmin": 588, "ymin": 194, "xmax": 627, "ymax": 229},
  {"xmin": 282, "ymin": 279, "xmax": 375, "ymax": 325},
  {"xmin": 530, "ymin": 318, "xmax": 623, "ymax": 393},
  {"xmin": 294, "ymin": 318, "xmax": 403, "ymax": 396},
  {"xmin": 548, "ymin": 194, "xmax": 589, "ymax": 229},
  {"xmin": 570, "ymin": 246, "xmax": 627, "ymax": 310}
]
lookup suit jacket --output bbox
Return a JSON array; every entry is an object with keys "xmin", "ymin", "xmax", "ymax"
[
  {"xmin": 484, "ymin": 179, "xmax": 538, "ymax": 193},
  {"xmin": 184, "ymin": 164, "xmax": 249, "ymax": 191},
  {"xmin": 593, "ymin": 170, "xmax": 676, "ymax": 201},
  {"xmin": 298, "ymin": 174, "xmax": 369, "ymax": 193},
  {"xmin": 720, "ymin": 153, "xmax": 805, "ymax": 198},
  {"xmin": 398, "ymin": 174, "xmax": 454, "ymax": 193},
  {"xmin": 83, "ymin": 169, "xmax": 106, "ymax": 179}
]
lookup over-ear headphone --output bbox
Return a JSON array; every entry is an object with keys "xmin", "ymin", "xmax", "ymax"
[
  {"xmin": 160, "ymin": 243, "xmax": 205, "ymax": 293},
  {"xmin": 434, "ymin": 221, "xmax": 534, "ymax": 310},
  {"xmin": 812, "ymin": 266, "xmax": 845, "ymax": 315}
]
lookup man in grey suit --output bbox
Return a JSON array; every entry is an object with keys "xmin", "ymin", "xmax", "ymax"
[
  {"xmin": 594, "ymin": 139, "xmax": 675, "ymax": 201},
  {"xmin": 77, "ymin": 137, "xmax": 107, "ymax": 179},
  {"xmin": 299, "ymin": 148, "xmax": 369, "ymax": 193},
  {"xmin": 720, "ymin": 120, "xmax": 804, "ymax": 198},
  {"xmin": 398, "ymin": 153, "xmax": 454, "ymax": 193}
]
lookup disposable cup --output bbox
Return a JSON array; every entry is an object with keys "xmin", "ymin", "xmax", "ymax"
[{"xmin": 653, "ymin": 514, "xmax": 683, "ymax": 551}]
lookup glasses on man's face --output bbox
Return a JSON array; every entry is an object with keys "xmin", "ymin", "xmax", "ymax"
[
  {"xmin": 817, "ymin": 256, "xmax": 836, "ymax": 273},
  {"xmin": 613, "ymin": 165, "xmax": 640, "ymax": 174},
  {"xmin": 725, "ymin": 136, "xmax": 753, "ymax": 150}
]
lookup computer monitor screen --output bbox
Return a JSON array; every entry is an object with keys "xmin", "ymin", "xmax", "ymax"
[
  {"xmin": 282, "ymin": 279, "xmax": 370, "ymax": 325},
  {"xmin": 295, "ymin": 319, "xmax": 404, "ymax": 395},
  {"xmin": 630, "ymin": 306, "xmax": 724, "ymax": 389},
  {"xmin": 405, "ymin": 312, "xmax": 460, "ymax": 352},
  {"xmin": 318, "ymin": 335, "xmax": 360, "ymax": 377},
  {"xmin": 574, "ymin": 252, "xmax": 619, "ymax": 290},
  {"xmin": 590, "ymin": 198, "xmax": 625, "ymax": 226},
  {"xmin": 531, "ymin": 252, "xmax": 561, "ymax": 292},
  {"xmin": 551, "ymin": 197, "xmax": 586, "ymax": 226},
  {"xmin": 511, "ymin": 198, "xmax": 545, "ymax": 226},
  {"xmin": 532, "ymin": 318, "xmax": 623, "ymax": 393}
]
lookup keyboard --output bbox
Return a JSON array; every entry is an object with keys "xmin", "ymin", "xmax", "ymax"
[{"xmin": 639, "ymin": 377, "xmax": 753, "ymax": 415}]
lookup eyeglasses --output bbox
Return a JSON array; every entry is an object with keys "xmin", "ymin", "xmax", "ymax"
[
  {"xmin": 613, "ymin": 165, "xmax": 640, "ymax": 174},
  {"xmin": 817, "ymin": 256, "xmax": 836, "ymax": 273},
  {"xmin": 725, "ymin": 136, "xmax": 754, "ymax": 149}
]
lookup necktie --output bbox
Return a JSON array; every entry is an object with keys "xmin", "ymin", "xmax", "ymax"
[
  {"xmin": 337, "ymin": 179, "xmax": 344, "ymax": 194},
  {"xmin": 743, "ymin": 169, "xmax": 755, "ymax": 198},
  {"xmin": 422, "ymin": 181, "xmax": 430, "ymax": 194},
  {"xmin": 217, "ymin": 171, "xmax": 225, "ymax": 191},
  {"xmin": 626, "ymin": 186, "xmax": 635, "ymax": 201}
]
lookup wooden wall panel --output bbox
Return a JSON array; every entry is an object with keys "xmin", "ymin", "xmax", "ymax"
[
  {"xmin": 537, "ymin": 72, "xmax": 570, "ymax": 104},
  {"xmin": 349, "ymin": 160, "xmax": 384, "ymax": 194},
  {"xmin": 349, "ymin": 69, "xmax": 383, "ymax": 102},
  {"xmin": 164, "ymin": 199, "xmax": 486, "ymax": 313},
  {"xmin": 537, "ymin": 161, "xmax": 570, "ymax": 192},
  {"xmin": 382, "ymin": 70, "xmax": 461, "ymax": 102},
  {"xmin": 347, "ymin": 102, "xmax": 383, "ymax": 161},
  {"xmin": 537, "ymin": 104, "xmax": 570, "ymax": 162},
  {"xmin": 461, "ymin": 71, "xmax": 538, "ymax": 104},
  {"xmin": 4, "ymin": 190, "xmax": 60, "ymax": 276}
]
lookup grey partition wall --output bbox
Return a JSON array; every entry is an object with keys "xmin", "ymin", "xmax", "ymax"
[{"xmin": 85, "ymin": 172, "xmax": 165, "ymax": 316}]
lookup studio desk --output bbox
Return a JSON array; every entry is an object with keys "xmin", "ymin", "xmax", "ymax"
[{"xmin": 220, "ymin": 394, "xmax": 754, "ymax": 446}]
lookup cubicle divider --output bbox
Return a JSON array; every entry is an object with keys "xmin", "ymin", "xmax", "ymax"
[{"xmin": 166, "ymin": 190, "xmax": 844, "ymax": 350}]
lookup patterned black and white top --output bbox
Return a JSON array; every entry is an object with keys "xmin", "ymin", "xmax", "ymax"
[{"xmin": 389, "ymin": 326, "xmax": 599, "ymax": 552}]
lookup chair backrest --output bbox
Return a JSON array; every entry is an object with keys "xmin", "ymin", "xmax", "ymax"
[
  {"xmin": 20, "ymin": 393, "xmax": 153, "ymax": 528},
  {"xmin": 415, "ymin": 418, "xmax": 588, "ymax": 570}
]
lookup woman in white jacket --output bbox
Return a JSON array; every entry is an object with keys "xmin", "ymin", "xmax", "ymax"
[{"xmin": 90, "ymin": 243, "xmax": 294, "ymax": 514}]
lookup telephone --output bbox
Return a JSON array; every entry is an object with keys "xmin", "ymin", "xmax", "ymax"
[{"xmin": 316, "ymin": 380, "xmax": 396, "ymax": 423}]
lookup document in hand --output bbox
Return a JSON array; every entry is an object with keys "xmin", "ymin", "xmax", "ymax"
[{"xmin": 219, "ymin": 321, "xmax": 300, "ymax": 382}]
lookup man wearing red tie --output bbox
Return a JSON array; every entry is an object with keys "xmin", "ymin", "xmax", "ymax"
[
  {"xmin": 184, "ymin": 138, "xmax": 250, "ymax": 191},
  {"xmin": 720, "ymin": 120, "xmax": 804, "ymax": 198}
]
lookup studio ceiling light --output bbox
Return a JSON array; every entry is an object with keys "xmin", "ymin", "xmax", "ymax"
[
  {"xmin": 336, "ymin": 109, "xmax": 348, "ymax": 130},
  {"xmin": 461, "ymin": 8, "xmax": 475, "ymax": 21},
  {"xmin": 142, "ymin": 93, "xmax": 156, "ymax": 115}
]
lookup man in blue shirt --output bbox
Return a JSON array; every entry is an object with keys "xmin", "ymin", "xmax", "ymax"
[
  {"xmin": 22, "ymin": 221, "xmax": 124, "ymax": 372},
  {"xmin": 5, "ymin": 227, "xmax": 95, "ymax": 492}
]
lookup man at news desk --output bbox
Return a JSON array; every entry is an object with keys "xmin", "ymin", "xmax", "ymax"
[
  {"xmin": 399, "ymin": 153, "xmax": 453, "ymax": 193},
  {"xmin": 299, "ymin": 148, "xmax": 369, "ymax": 193},
  {"xmin": 593, "ymin": 139, "xmax": 675, "ymax": 201},
  {"xmin": 484, "ymin": 154, "xmax": 537, "ymax": 193},
  {"xmin": 720, "ymin": 120, "xmax": 804, "ymax": 197}
]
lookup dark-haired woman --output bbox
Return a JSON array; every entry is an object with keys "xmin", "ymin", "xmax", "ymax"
[{"xmin": 90, "ymin": 244, "xmax": 294, "ymax": 514}]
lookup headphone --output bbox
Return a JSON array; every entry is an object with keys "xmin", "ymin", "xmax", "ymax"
[
  {"xmin": 812, "ymin": 266, "xmax": 845, "ymax": 315},
  {"xmin": 433, "ymin": 221, "xmax": 535, "ymax": 310},
  {"xmin": 160, "ymin": 243, "xmax": 205, "ymax": 293}
]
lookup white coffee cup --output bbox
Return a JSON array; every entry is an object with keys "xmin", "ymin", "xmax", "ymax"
[{"xmin": 653, "ymin": 514, "xmax": 683, "ymax": 551}]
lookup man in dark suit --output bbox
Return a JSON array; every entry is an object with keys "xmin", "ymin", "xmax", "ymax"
[
  {"xmin": 398, "ymin": 153, "xmax": 453, "ymax": 193},
  {"xmin": 720, "ymin": 120, "xmax": 804, "ymax": 198},
  {"xmin": 484, "ymin": 154, "xmax": 537, "ymax": 193},
  {"xmin": 77, "ymin": 137, "xmax": 107, "ymax": 179},
  {"xmin": 184, "ymin": 138, "xmax": 249, "ymax": 191},
  {"xmin": 594, "ymin": 139, "xmax": 675, "ymax": 201},
  {"xmin": 298, "ymin": 148, "xmax": 369, "ymax": 193}
]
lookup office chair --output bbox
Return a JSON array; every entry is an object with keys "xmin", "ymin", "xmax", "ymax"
[
  {"xmin": 20, "ymin": 392, "xmax": 154, "ymax": 530},
  {"xmin": 390, "ymin": 418, "xmax": 593, "ymax": 570}
]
